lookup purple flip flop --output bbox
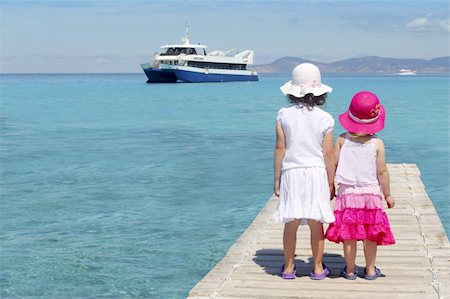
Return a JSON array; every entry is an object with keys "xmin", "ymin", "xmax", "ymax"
[
  {"xmin": 364, "ymin": 266, "xmax": 381, "ymax": 280},
  {"xmin": 310, "ymin": 263, "xmax": 330, "ymax": 280},
  {"xmin": 281, "ymin": 264, "xmax": 296, "ymax": 279},
  {"xmin": 341, "ymin": 265, "xmax": 358, "ymax": 280}
]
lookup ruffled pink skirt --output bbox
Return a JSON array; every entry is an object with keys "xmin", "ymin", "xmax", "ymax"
[{"xmin": 325, "ymin": 184, "xmax": 395, "ymax": 245}]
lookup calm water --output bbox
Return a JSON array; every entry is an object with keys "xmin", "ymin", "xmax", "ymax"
[{"xmin": 1, "ymin": 73, "xmax": 449, "ymax": 298}]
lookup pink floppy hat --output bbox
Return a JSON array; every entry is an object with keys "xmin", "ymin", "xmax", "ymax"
[{"xmin": 339, "ymin": 91, "xmax": 385, "ymax": 134}]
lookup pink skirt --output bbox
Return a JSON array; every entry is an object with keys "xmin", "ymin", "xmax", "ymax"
[{"xmin": 325, "ymin": 184, "xmax": 395, "ymax": 245}]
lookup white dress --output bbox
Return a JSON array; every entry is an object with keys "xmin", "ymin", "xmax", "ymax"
[{"xmin": 273, "ymin": 105, "xmax": 336, "ymax": 224}]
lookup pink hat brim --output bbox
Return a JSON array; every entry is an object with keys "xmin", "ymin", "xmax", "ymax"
[{"xmin": 338, "ymin": 105, "xmax": 385, "ymax": 134}]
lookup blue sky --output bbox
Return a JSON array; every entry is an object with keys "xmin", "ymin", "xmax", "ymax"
[{"xmin": 1, "ymin": 0, "xmax": 449, "ymax": 73}]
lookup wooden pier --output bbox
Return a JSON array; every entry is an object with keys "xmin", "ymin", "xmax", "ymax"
[{"xmin": 188, "ymin": 164, "xmax": 450, "ymax": 299}]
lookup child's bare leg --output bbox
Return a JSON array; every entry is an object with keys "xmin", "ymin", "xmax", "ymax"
[
  {"xmin": 364, "ymin": 240, "xmax": 378, "ymax": 275},
  {"xmin": 283, "ymin": 219, "xmax": 300, "ymax": 273},
  {"xmin": 343, "ymin": 240, "xmax": 357, "ymax": 274},
  {"xmin": 308, "ymin": 219, "xmax": 325, "ymax": 274}
]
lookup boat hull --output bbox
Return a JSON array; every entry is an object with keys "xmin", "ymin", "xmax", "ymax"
[
  {"xmin": 142, "ymin": 64, "xmax": 258, "ymax": 83},
  {"xmin": 143, "ymin": 68, "xmax": 178, "ymax": 83},
  {"xmin": 174, "ymin": 70, "xmax": 258, "ymax": 82},
  {"xmin": 168, "ymin": 65, "xmax": 258, "ymax": 83}
]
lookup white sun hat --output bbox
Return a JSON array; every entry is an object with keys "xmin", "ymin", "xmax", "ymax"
[{"xmin": 280, "ymin": 63, "xmax": 332, "ymax": 98}]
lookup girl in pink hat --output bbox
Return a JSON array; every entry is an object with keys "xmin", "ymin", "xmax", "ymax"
[
  {"xmin": 325, "ymin": 91, "xmax": 395, "ymax": 280},
  {"xmin": 274, "ymin": 63, "xmax": 336, "ymax": 280}
]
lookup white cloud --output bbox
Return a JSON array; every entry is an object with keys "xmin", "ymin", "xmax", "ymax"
[
  {"xmin": 407, "ymin": 17, "xmax": 430, "ymax": 30},
  {"xmin": 406, "ymin": 16, "xmax": 450, "ymax": 32}
]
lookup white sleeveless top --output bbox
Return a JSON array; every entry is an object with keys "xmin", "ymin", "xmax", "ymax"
[
  {"xmin": 335, "ymin": 134, "xmax": 379, "ymax": 186},
  {"xmin": 276, "ymin": 105, "xmax": 334, "ymax": 171}
]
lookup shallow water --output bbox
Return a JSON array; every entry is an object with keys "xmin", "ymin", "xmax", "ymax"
[{"xmin": 1, "ymin": 73, "xmax": 448, "ymax": 298}]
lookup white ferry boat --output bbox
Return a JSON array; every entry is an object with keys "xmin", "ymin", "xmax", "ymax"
[
  {"xmin": 140, "ymin": 26, "xmax": 258, "ymax": 83},
  {"xmin": 398, "ymin": 69, "xmax": 417, "ymax": 75}
]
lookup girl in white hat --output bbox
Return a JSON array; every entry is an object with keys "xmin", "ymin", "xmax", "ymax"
[{"xmin": 274, "ymin": 63, "xmax": 336, "ymax": 280}]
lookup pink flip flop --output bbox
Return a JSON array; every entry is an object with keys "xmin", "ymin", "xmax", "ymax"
[{"xmin": 281, "ymin": 264, "xmax": 296, "ymax": 279}]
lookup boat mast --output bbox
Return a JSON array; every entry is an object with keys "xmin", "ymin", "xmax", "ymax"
[{"xmin": 182, "ymin": 23, "xmax": 190, "ymax": 45}]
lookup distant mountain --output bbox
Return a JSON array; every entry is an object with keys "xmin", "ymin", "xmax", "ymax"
[{"xmin": 252, "ymin": 56, "xmax": 450, "ymax": 74}]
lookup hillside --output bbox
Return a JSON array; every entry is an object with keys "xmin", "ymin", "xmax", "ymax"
[{"xmin": 252, "ymin": 56, "xmax": 449, "ymax": 73}]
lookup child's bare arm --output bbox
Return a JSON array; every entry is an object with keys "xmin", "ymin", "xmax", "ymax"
[
  {"xmin": 334, "ymin": 134, "xmax": 345, "ymax": 167},
  {"xmin": 322, "ymin": 131, "xmax": 335, "ymax": 199},
  {"xmin": 274, "ymin": 122, "xmax": 286, "ymax": 196},
  {"xmin": 376, "ymin": 138, "xmax": 395, "ymax": 208}
]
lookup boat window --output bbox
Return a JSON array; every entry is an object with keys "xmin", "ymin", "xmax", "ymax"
[
  {"xmin": 187, "ymin": 48, "xmax": 197, "ymax": 55},
  {"xmin": 187, "ymin": 61, "xmax": 247, "ymax": 70},
  {"xmin": 162, "ymin": 48, "xmax": 184, "ymax": 56}
]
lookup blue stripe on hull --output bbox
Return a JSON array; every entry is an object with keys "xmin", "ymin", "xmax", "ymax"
[
  {"xmin": 143, "ymin": 68, "xmax": 177, "ymax": 83},
  {"xmin": 174, "ymin": 70, "xmax": 258, "ymax": 83}
]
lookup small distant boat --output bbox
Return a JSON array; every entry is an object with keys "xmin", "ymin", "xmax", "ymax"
[
  {"xmin": 398, "ymin": 69, "xmax": 416, "ymax": 75},
  {"xmin": 140, "ymin": 25, "xmax": 258, "ymax": 83}
]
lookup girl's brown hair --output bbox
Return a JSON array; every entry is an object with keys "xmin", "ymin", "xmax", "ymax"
[{"xmin": 288, "ymin": 93, "xmax": 327, "ymax": 109}]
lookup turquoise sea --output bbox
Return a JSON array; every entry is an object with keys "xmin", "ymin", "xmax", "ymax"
[{"xmin": 1, "ymin": 73, "xmax": 449, "ymax": 298}]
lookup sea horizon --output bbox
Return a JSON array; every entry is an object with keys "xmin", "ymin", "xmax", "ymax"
[
  {"xmin": 1, "ymin": 71, "xmax": 448, "ymax": 76},
  {"xmin": 2, "ymin": 55, "xmax": 448, "ymax": 75}
]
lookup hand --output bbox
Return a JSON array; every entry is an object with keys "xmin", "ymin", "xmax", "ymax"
[
  {"xmin": 329, "ymin": 183, "xmax": 335, "ymax": 200},
  {"xmin": 274, "ymin": 179, "xmax": 280, "ymax": 197},
  {"xmin": 385, "ymin": 195, "xmax": 395, "ymax": 208}
]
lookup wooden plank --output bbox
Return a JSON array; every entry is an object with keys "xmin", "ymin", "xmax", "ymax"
[{"xmin": 187, "ymin": 164, "xmax": 450, "ymax": 299}]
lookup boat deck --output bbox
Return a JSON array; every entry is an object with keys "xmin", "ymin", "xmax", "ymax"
[{"xmin": 188, "ymin": 164, "xmax": 450, "ymax": 299}]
